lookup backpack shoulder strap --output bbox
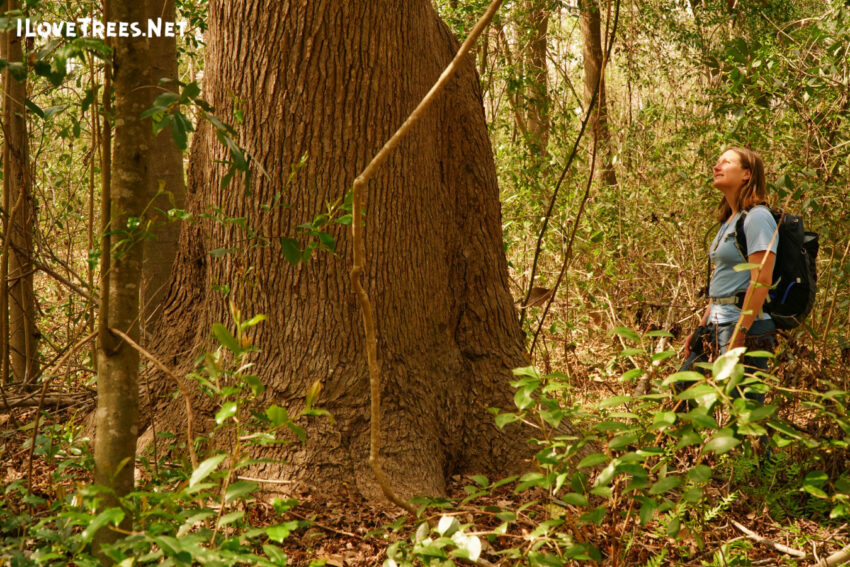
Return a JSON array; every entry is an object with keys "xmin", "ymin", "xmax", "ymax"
[
  {"xmin": 733, "ymin": 203, "xmax": 770, "ymax": 260},
  {"xmin": 735, "ymin": 211, "xmax": 749, "ymax": 260}
]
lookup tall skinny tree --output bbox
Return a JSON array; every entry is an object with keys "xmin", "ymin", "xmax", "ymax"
[
  {"xmin": 580, "ymin": 0, "xmax": 618, "ymax": 186},
  {"xmin": 92, "ymin": 0, "xmax": 152, "ymax": 548},
  {"xmin": 524, "ymin": 0, "xmax": 550, "ymax": 155},
  {"xmin": 1, "ymin": 0, "xmax": 39, "ymax": 387}
]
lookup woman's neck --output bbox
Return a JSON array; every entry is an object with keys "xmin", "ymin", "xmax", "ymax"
[{"xmin": 724, "ymin": 188, "xmax": 739, "ymax": 215}]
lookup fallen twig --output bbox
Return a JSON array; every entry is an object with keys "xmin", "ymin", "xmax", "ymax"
[
  {"xmin": 813, "ymin": 544, "xmax": 850, "ymax": 567},
  {"xmin": 26, "ymin": 331, "xmax": 97, "ymax": 494},
  {"xmin": 0, "ymin": 391, "xmax": 93, "ymax": 409},
  {"xmin": 731, "ymin": 520, "xmax": 808, "ymax": 559},
  {"xmin": 287, "ymin": 510, "xmax": 364, "ymax": 540}
]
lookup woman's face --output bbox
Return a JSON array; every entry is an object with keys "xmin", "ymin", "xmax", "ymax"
[{"xmin": 713, "ymin": 150, "xmax": 750, "ymax": 193}]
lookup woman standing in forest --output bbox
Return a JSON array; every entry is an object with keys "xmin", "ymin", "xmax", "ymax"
[{"xmin": 680, "ymin": 147, "xmax": 778, "ymax": 401}]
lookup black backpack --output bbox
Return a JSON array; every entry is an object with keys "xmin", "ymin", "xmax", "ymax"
[{"xmin": 734, "ymin": 206, "xmax": 819, "ymax": 330}]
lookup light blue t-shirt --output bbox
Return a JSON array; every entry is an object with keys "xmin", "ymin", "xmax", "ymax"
[{"xmin": 708, "ymin": 205, "xmax": 778, "ymax": 324}]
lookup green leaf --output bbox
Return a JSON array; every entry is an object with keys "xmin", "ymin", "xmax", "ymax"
[
  {"xmin": 651, "ymin": 350, "xmax": 677, "ymax": 363},
  {"xmin": 273, "ymin": 498, "xmax": 300, "ymax": 514},
  {"xmin": 317, "ymin": 232, "xmax": 336, "ymax": 252},
  {"xmin": 560, "ymin": 493, "xmax": 589, "ymax": 507},
  {"xmin": 215, "ymin": 401, "xmax": 238, "ymax": 424},
  {"xmin": 190, "ymin": 454, "xmax": 227, "ymax": 487},
  {"xmin": 280, "ymin": 237, "xmax": 302, "ymax": 265},
  {"xmin": 611, "ymin": 327, "xmax": 640, "ymax": 342},
  {"xmin": 803, "ymin": 471, "xmax": 828, "ymax": 489},
  {"xmin": 25, "ymin": 98, "xmax": 44, "ymax": 119},
  {"xmin": 243, "ymin": 374, "xmax": 265, "ymax": 396},
  {"xmin": 178, "ymin": 81, "xmax": 200, "ymax": 101},
  {"xmin": 704, "ymin": 434, "xmax": 740, "ymax": 454},
  {"xmin": 266, "ymin": 521, "xmax": 302, "ymax": 543},
  {"xmin": 226, "ymin": 480, "xmax": 258, "ymax": 502},
  {"xmin": 516, "ymin": 472, "xmax": 548, "ymax": 491},
  {"xmin": 620, "ymin": 347, "xmax": 644, "ymax": 357},
  {"xmin": 666, "ymin": 515, "xmax": 681, "ymax": 538},
  {"xmin": 646, "ymin": 330, "xmax": 673, "ymax": 338},
  {"xmin": 209, "ymin": 247, "xmax": 237, "ymax": 258},
  {"xmin": 733, "ymin": 262, "xmax": 761, "ymax": 272},
  {"xmin": 682, "ymin": 486, "xmax": 703, "ymax": 503},
  {"xmin": 217, "ymin": 510, "xmax": 244, "ymax": 528},
  {"xmin": 212, "ymin": 322, "xmax": 240, "ymax": 352},
  {"xmin": 830, "ymin": 503, "xmax": 850, "ymax": 520},
  {"xmin": 81, "ymin": 508, "xmax": 124, "ymax": 543},
  {"xmin": 662, "ymin": 371, "xmax": 704, "ymax": 386},
  {"xmin": 153, "ymin": 91, "xmax": 180, "ymax": 108},
  {"xmin": 608, "ymin": 434, "xmax": 638, "ymax": 450},
  {"xmin": 470, "ymin": 475, "xmax": 489, "ymax": 488},
  {"xmin": 649, "ymin": 476, "xmax": 682, "ymax": 495},
  {"xmin": 619, "ymin": 368, "xmax": 645, "ymax": 382},
  {"xmin": 154, "ymin": 535, "xmax": 191, "ymax": 562},
  {"xmin": 436, "ymin": 515, "xmax": 459, "ymax": 536},
  {"xmin": 578, "ymin": 505, "xmax": 606, "ymax": 526},
  {"xmin": 651, "ymin": 411, "xmax": 677, "ymax": 429},
  {"xmin": 495, "ymin": 412, "xmax": 520, "ymax": 429},
  {"xmin": 713, "ymin": 348, "xmax": 745, "ymax": 381},
  {"xmin": 263, "ymin": 544, "xmax": 289, "ymax": 566},
  {"xmin": 598, "ymin": 395, "xmax": 631, "ymax": 408},
  {"xmin": 739, "ymin": 404, "xmax": 777, "ymax": 425},
  {"xmin": 170, "ymin": 112, "xmax": 191, "ymax": 150},
  {"xmin": 675, "ymin": 383, "xmax": 716, "ymax": 401},
  {"xmin": 243, "ymin": 314, "xmax": 267, "ymax": 328},
  {"xmin": 266, "ymin": 405, "xmax": 291, "ymax": 427},
  {"xmin": 639, "ymin": 498, "xmax": 657, "ymax": 526},
  {"xmin": 687, "ymin": 465, "xmax": 713, "ymax": 484},
  {"xmin": 682, "ymin": 408, "xmax": 717, "ymax": 429},
  {"xmin": 577, "ymin": 453, "xmax": 609, "ymax": 469},
  {"xmin": 450, "ymin": 533, "xmax": 482, "ymax": 562},
  {"xmin": 177, "ymin": 511, "xmax": 216, "ymax": 537}
]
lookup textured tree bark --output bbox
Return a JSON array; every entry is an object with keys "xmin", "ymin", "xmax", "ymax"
[
  {"xmin": 140, "ymin": 0, "xmax": 186, "ymax": 343},
  {"xmin": 580, "ymin": 0, "xmax": 618, "ymax": 186},
  {"xmin": 92, "ymin": 0, "xmax": 151, "ymax": 549},
  {"xmin": 147, "ymin": 0, "xmax": 549, "ymax": 500},
  {"xmin": 0, "ymin": 0, "xmax": 10, "ymax": 386},
  {"xmin": 524, "ymin": 0, "xmax": 550, "ymax": 156},
  {"xmin": 1, "ymin": 0, "xmax": 40, "ymax": 387}
]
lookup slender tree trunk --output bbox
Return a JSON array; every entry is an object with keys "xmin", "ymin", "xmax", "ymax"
[
  {"xmin": 2, "ymin": 0, "xmax": 39, "ymax": 386},
  {"xmin": 140, "ymin": 0, "xmax": 186, "ymax": 343},
  {"xmin": 88, "ymin": 54, "xmax": 99, "ymax": 370},
  {"xmin": 524, "ymin": 0, "xmax": 550, "ymax": 156},
  {"xmin": 1, "ymin": 0, "xmax": 10, "ymax": 386},
  {"xmin": 92, "ymin": 0, "xmax": 151, "ymax": 549},
  {"xmin": 147, "ymin": 0, "xmax": 552, "ymax": 500},
  {"xmin": 580, "ymin": 0, "xmax": 618, "ymax": 186}
]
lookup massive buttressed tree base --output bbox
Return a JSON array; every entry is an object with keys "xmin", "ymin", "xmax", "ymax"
[{"xmin": 148, "ymin": 0, "xmax": 557, "ymax": 499}]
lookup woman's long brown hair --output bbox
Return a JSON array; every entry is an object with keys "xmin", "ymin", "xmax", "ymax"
[{"xmin": 716, "ymin": 147, "xmax": 767, "ymax": 222}]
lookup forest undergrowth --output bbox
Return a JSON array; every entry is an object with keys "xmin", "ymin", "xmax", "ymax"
[{"xmin": 2, "ymin": 0, "xmax": 849, "ymax": 565}]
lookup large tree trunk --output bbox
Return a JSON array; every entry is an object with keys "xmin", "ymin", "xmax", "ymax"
[
  {"xmin": 580, "ymin": 0, "xmax": 618, "ymax": 186},
  {"xmin": 148, "ymin": 0, "xmax": 540, "ymax": 499},
  {"xmin": 1, "ymin": 0, "xmax": 39, "ymax": 386},
  {"xmin": 140, "ymin": 0, "xmax": 186, "ymax": 342},
  {"xmin": 92, "ymin": 0, "xmax": 151, "ymax": 548}
]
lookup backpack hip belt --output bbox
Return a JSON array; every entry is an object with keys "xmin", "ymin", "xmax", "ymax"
[{"xmin": 711, "ymin": 292, "xmax": 746, "ymax": 306}]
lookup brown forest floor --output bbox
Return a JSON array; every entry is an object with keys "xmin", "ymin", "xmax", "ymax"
[{"xmin": 3, "ymin": 346, "xmax": 849, "ymax": 567}]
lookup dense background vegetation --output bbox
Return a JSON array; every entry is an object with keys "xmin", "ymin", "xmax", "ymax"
[{"xmin": 1, "ymin": 0, "xmax": 848, "ymax": 564}]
